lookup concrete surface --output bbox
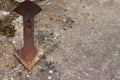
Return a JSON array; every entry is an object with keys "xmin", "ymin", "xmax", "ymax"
[{"xmin": 0, "ymin": 0, "xmax": 120, "ymax": 80}]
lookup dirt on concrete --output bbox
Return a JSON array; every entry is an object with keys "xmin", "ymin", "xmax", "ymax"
[{"xmin": 0, "ymin": 0, "xmax": 120, "ymax": 80}]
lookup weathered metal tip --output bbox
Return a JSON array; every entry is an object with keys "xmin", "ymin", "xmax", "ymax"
[
  {"xmin": 14, "ymin": 54, "xmax": 37, "ymax": 70},
  {"xmin": 14, "ymin": 47, "xmax": 44, "ymax": 70},
  {"xmin": 14, "ymin": 0, "xmax": 42, "ymax": 16}
]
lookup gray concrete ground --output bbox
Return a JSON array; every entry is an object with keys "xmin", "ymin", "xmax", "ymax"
[{"xmin": 0, "ymin": 0, "xmax": 120, "ymax": 80}]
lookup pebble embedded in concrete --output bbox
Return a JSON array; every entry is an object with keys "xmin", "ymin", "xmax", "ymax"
[
  {"xmin": 47, "ymin": 76, "xmax": 52, "ymax": 80},
  {"xmin": 49, "ymin": 70, "xmax": 53, "ymax": 74}
]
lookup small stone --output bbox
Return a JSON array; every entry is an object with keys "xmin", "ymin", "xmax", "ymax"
[
  {"xmin": 63, "ymin": 27, "xmax": 67, "ymax": 30},
  {"xmin": 40, "ymin": 68, "xmax": 46, "ymax": 73},
  {"xmin": 12, "ymin": 40, "xmax": 16, "ymax": 44},
  {"xmin": 26, "ymin": 75, "xmax": 29, "ymax": 77},
  {"xmin": 0, "ymin": 11, "xmax": 10, "ymax": 19},
  {"xmin": 47, "ymin": 76, "xmax": 52, "ymax": 80},
  {"xmin": 11, "ymin": 78, "xmax": 13, "ymax": 80},
  {"xmin": 49, "ymin": 70, "xmax": 53, "ymax": 74},
  {"xmin": 4, "ymin": 44, "xmax": 7, "ymax": 47}
]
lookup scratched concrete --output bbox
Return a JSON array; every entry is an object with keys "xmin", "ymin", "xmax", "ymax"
[{"xmin": 0, "ymin": 0, "xmax": 120, "ymax": 80}]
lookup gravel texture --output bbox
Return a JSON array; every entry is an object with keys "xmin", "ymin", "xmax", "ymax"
[{"xmin": 0, "ymin": 0, "xmax": 120, "ymax": 80}]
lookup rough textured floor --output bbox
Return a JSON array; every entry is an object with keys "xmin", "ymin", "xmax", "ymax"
[{"xmin": 0, "ymin": 0, "xmax": 120, "ymax": 80}]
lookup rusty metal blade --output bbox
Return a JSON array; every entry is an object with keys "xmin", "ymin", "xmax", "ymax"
[{"xmin": 14, "ymin": 0, "xmax": 43, "ymax": 70}]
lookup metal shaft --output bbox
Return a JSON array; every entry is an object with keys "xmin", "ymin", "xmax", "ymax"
[{"xmin": 14, "ymin": 0, "xmax": 42, "ymax": 70}]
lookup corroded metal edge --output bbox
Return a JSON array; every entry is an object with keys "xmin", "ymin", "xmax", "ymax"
[{"xmin": 14, "ymin": 47, "xmax": 44, "ymax": 70}]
